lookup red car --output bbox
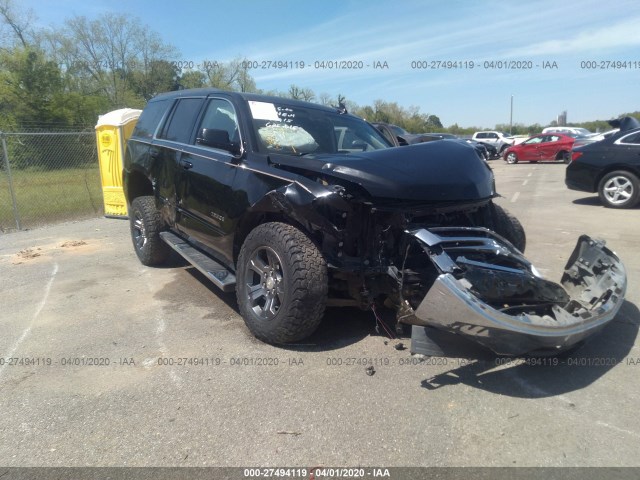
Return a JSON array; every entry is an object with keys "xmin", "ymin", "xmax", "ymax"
[{"xmin": 503, "ymin": 133, "xmax": 575, "ymax": 164}]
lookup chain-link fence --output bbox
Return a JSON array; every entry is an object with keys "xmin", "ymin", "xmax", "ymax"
[{"xmin": 0, "ymin": 131, "xmax": 103, "ymax": 233}]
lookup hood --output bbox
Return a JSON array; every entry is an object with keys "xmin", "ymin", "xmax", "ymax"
[{"xmin": 269, "ymin": 140, "xmax": 495, "ymax": 202}]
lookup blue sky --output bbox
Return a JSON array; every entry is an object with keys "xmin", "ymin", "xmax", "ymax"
[{"xmin": 22, "ymin": 0, "xmax": 640, "ymax": 128}]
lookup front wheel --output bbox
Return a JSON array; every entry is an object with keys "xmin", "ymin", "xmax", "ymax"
[
  {"xmin": 505, "ymin": 152, "xmax": 518, "ymax": 164},
  {"xmin": 236, "ymin": 222, "xmax": 328, "ymax": 344},
  {"xmin": 489, "ymin": 203, "xmax": 526, "ymax": 252},
  {"xmin": 598, "ymin": 170, "xmax": 640, "ymax": 209}
]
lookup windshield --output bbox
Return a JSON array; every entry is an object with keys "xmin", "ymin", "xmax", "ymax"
[{"xmin": 247, "ymin": 100, "xmax": 390, "ymax": 155}]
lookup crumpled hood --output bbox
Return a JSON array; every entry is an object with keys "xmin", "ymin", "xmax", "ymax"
[{"xmin": 269, "ymin": 140, "xmax": 495, "ymax": 202}]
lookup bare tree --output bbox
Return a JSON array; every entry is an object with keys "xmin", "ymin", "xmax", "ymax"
[
  {"xmin": 0, "ymin": 0, "xmax": 35, "ymax": 49},
  {"xmin": 49, "ymin": 13, "xmax": 178, "ymax": 106}
]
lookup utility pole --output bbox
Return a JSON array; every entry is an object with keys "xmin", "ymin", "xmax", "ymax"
[{"xmin": 509, "ymin": 95, "xmax": 513, "ymax": 135}]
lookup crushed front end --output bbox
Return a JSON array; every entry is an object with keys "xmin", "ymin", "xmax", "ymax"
[{"xmin": 398, "ymin": 228, "xmax": 626, "ymax": 356}]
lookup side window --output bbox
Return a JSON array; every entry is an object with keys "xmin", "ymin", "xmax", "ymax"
[
  {"xmin": 376, "ymin": 125, "xmax": 395, "ymax": 145},
  {"xmin": 132, "ymin": 99, "xmax": 169, "ymax": 139},
  {"xmin": 550, "ymin": 135, "xmax": 560, "ymax": 142},
  {"xmin": 488, "ymin": 133, "xmax": 497, "ymax": 139},
  {"xmin": 620, "ymin": 132, "xmax": 640, "ymax": 145},
  {"xmin": 159, "ymin": 98, "xmax": 205, "ymax": 143},
  {"xmin": 196, "ymin": 98, "xmax": 240, "ymax": 145}
]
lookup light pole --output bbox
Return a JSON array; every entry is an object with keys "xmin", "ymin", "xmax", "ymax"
[{"xmin": 509, "ymin": 95, "xmax": 513, "ymax": 135}]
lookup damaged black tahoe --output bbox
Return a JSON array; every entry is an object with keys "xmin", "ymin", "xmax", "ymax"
[{"xmin": 123, "ymin": 88, "xmax": 626, "ymax": 356}]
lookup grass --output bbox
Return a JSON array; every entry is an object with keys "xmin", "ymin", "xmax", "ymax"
[{"xmin": 0, "ymin": 166, "xmax": 104, "ymax": 232}]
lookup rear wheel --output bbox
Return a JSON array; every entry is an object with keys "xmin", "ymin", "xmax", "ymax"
[
  {"xmin": 598, "ymin": 170, "xmax": 640, "ymax": 209},
  {"xmin": 236, "ymin": 222, "xmax": 328, "ymax": 344},
  {"xmin": 557, "ymin": 150, "xmax": 570, "ymax": 163},
  {"xmin": 505, "ymin": 152, "xmax": 518, "ymax": 164},
  {"xmin": 489, "ymin": 203, "xmax": 526, "ymax": 252},
  {"xmin": 129, "ymin": 196, "xmax": 170, "ymax": 266}
]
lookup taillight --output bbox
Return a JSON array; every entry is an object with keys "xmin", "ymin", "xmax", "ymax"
[{"xmin": 571, "ymin": 151, "xmax": 583, "ymax": 162}]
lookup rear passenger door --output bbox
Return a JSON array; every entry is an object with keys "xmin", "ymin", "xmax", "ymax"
[
  {"xmin": 153, "ymin": 96, "xmax": 205, "ymax": 226},
  {"xmin": 174, "ymin": 96, "xmax": 241, "ymax": 261},
  {"xmin": 537, "ymin": 135, "xmax": 560, "ymax": 161}
]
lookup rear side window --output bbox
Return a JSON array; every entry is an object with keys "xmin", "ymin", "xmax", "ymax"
[
  {"xmin": 132, "ymin": 99, "xmax": 170, "ymax": 139},
  {"xmin": 620, "ymin": 132, "xmax": 640, "ymax": 145},
  {"xmin": 197, "ymin": 98, "xmax": 240, "ymax": 144},
  {"xmin": 160, "ymin": 98, "xmax": 205, "ymax": 143}
]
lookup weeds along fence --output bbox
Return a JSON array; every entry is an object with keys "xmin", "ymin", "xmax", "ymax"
[{"xmin": 0, "ymin": 131, "xmax": 103, "ymax": 233}]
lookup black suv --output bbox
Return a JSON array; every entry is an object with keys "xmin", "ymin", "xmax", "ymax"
[{"xmin": 123, "ymin": 88, "xmax": 626, "ymax": 356}]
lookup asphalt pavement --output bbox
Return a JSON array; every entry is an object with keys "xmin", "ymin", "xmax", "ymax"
[{"xmin": 0, "ymin": 161, "xmax": 638, "ymax": 469}]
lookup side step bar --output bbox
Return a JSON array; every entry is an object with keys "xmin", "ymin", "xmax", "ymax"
[{"xmin": 160, "ymin": 231, "xmax": 236, "ymax": 292}]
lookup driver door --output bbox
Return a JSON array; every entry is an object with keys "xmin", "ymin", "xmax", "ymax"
[{"xmin": 174, "ymin": 97, "xmax": 242, "ymax": 262}]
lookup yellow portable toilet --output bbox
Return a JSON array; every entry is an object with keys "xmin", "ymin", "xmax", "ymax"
[{"xmin": 95, "ymin": 108, "xmax": 142, "ymax": 217}]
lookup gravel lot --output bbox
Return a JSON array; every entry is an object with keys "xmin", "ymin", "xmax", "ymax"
[{"xmin": 0, "ymin": 161, "xmax": 638, "ymax": 468}]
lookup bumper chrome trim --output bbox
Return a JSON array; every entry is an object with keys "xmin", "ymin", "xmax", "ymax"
[{"xmin": 409, "ymin": 229, "xmax": 627, "ymax": 355}]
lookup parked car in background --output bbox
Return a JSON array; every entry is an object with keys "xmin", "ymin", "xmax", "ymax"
[
  {"xmin": 371, "ymin": 123, "xmax": 461, "ymax": 147},
  {"xmin": 461, "ymin": 139, "xmax": 492, "ymax": 160},
  {"xmin": 542, "ymin": 126, "xmax": 592, "ymax": 136},
  {"xmin": 373, "ymin": 123, "xmax": 489, "ymax": 161},
  {"xmin": 572, "ymin": 128, "xmax": 620, "ymax": 147},
  {"xmin": 503, "ymin": 133, "xmax": 575, "ymax": 164},
  {"xmin": 472, "ymin": 140, "xmax": 498, "ymax": 158},
  {"xmin": 471, "ymin": 131, "xmax": 515, "ymax": 154},
  {"xmin": 566, "ymin": 117, "xmax": 640, "ymax": 208},
  {"xmin": 510, "ymin": 135, "xmax": 530, "ymax": 145},
  {"xmin": 370, "ymin": 122, "xmax": 412, "ymax": 146}
]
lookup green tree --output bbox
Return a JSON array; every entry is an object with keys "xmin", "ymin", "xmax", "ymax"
[
  {"xmin": 130, "ymin": 60, "xmax": 179, "ymax": 101},
  {"xmin": 180, "ymin": 70, "xmax": 206, "ymax": 89},
  {"xmin": 47, "ymin": 13, "xmax": 178, "ymax": 107},
  {"xmin": 0, "ymin": 48, "xmax": 65, "ymax": 128}
]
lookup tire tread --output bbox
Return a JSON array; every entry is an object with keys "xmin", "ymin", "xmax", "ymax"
[{"xmin": 236, "ymin": 222, "xmax": 328, "ymax": 344}]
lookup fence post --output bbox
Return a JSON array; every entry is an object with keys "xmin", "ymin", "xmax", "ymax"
[{"xmin": 1, "ymin": 132, "xmax": 21, "ymax": 230}]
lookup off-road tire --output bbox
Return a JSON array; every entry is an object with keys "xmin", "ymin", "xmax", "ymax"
[
  {"xmin": 129, "ymin": 196, "xmax": 170, "ymax": 266},
  {"xmin": 236, "ymin": 222, "xmax": 328, "ymax": 344},
  {"xmin": 597, "ymin": 170, "xmax": 640, "ymax": 209},
  {"xmin": 490, "ymin": 203, "xmax": 526, "ymax": 252}
]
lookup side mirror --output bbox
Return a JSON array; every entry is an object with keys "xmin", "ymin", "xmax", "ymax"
[
  {"xmin": 196, "ymin": 128, "xmax": 240, "ymax": 155},
  {"xmin": 351, "ymin": 140, "xmax": 368, "ymax": 151}
]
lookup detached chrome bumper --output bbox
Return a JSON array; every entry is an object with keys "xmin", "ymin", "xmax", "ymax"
[{"xmin": 408, "ymin": 228, "xmax": 627, "ymax": 356}]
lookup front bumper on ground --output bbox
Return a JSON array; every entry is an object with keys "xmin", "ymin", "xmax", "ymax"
[{"xmin": 407, "ymin": 228, "xmax": 627, "ymax": 356}]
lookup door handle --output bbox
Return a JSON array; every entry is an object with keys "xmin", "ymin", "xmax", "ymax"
[{"xmin": 180, "ymin": 160, "xmax": 193, "ymax": 170}]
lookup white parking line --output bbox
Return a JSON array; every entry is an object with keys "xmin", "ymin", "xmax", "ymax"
[
  {"xmin": 522, "ymin": 179, "xmax": 529, "ymax": 186},
  {"xmin": 511, "ymin": 192, "xmax": 520, "ymax": 203},
  {"xmin": 0, "ymin": 262, "xmax": 58, "ymax": 380}
]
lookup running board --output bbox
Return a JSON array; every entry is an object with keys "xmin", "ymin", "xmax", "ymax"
[{"xmin": 160, "ymin": 231, "xmax": 236, "ymax": 292}]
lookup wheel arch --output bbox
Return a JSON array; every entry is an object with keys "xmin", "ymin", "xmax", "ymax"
[
  {"xmin": 594, "ymin": 164, "xmax": 640, "ymax": 192},
  {"xmin": 233, "ymin": 210, "xmax": 316, "ymax": 266},
  {"xmin": 124, "ymin": 169, "xmax": 154, "ymax": 206}
]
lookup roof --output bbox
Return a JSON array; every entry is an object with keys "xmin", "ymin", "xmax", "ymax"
[{"xmin": 149, "ymin": 88, "xmax": 340, "ymax": 114}]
